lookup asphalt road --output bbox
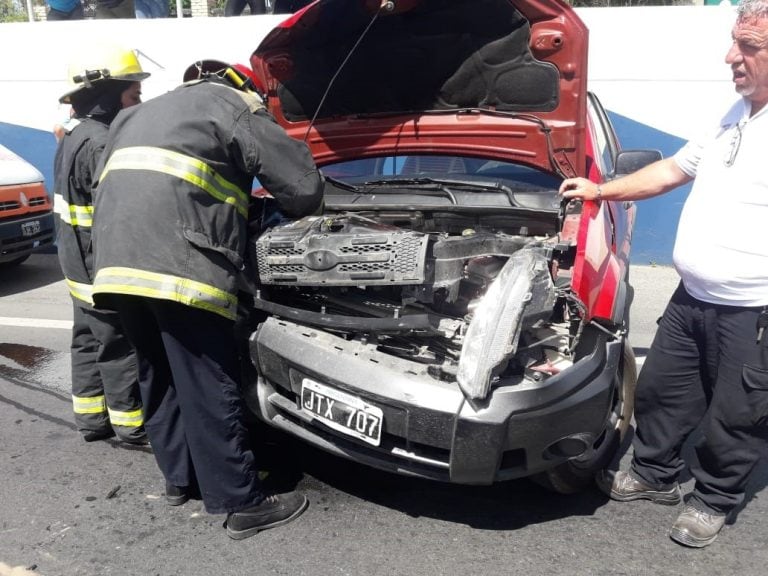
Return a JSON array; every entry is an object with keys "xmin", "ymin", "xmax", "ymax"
[{"xmin": 1, "ymin": 255, "xmax": 767, "ymax": 576}]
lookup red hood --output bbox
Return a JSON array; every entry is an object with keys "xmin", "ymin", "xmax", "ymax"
[{"xmin": 251, "ymin": 0, "xmax": 588, "ymax": 177}]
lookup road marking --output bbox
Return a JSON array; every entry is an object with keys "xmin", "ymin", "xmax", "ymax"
[{"xmin": 0, "ymin": 317, "xmax": 73, "ymax": 330}]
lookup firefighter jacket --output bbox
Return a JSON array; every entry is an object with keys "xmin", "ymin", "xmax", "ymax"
[
  {"xmin": 53, "ymin": 117, "xmax": 109, "ymax": 305},
  {"xmin": 91, "ymin": 79, "xmax": 323, "ymax": 321}
]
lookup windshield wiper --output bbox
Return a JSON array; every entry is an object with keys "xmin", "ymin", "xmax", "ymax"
[
  {"xmin": 323, "ymin": 174, "xmax": 360, "ymax": 193},
  {"xmin": 364, "ymin": 177, "xmax": 525, "ymax": 208},
  {"xmin": 358, "ymin": 178, "xmax": 459, "ymax": 205}
]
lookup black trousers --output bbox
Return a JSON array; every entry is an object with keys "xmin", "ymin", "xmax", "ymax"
[
  {"xmin": 630, "ymin": 282, "xmax": 768, "ymax": 515},
  {"xmin": 114, "ymin": 296, "xmax": 264, "ymax": 514},
  {"xmin": 71, "ymin": 299, "xmax": 144, "ymax": 442},
  {"xmin": 224, "ymin": 0, "xmax": 265, "ymax": 16}
]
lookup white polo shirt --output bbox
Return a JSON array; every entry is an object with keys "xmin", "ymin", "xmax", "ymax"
[{"xmin": 673, "ymin": 98, "xmax": 768, "ymax": 307}]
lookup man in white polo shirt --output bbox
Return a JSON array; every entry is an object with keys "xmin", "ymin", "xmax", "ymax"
[{"xmin": 559, "ymin": 0, "xmax": 768, "ymax": 549}]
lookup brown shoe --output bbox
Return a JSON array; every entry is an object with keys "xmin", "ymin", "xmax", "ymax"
[
  {"xmin": 596, "ymin": 470, "xmax": 681, "ymax": 505},
  {"xmin": 669, "ymin": 505, "xmax": 726, "ymax": 548}
]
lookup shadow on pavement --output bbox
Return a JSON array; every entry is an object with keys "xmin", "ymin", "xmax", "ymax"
[
  {"xmin": 0, "ymin": 253, "xmax": 63, "ymax": 298},
  {"xmin": 248, "ymin": 422, "xmax": 610, "ymax": 532},
  {"xmin": 252, "ymin": 409, "xmax": 768, "ymax": 532}
]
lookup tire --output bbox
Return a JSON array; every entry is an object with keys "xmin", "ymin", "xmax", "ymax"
[
  {"xmin": 0, "ymin": 254, "xmax": 30, "ymax": 268},
  {"xmin": 531, "ymin": 341, "xmax": 637, "ymax": 494}
]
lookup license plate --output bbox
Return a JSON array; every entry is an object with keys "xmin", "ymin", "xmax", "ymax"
[
  {"xmin": 21, "ymin": 220, "xmax": 40, "ymax": 237},
  {"xmin": 301, "ymin": 378, "xmax": 383, "ymax": 446}
]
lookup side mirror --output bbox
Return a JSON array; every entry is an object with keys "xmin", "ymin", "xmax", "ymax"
[{"xmin": 613, "ymin": 149, "xmax": 663, "ymax": 177}]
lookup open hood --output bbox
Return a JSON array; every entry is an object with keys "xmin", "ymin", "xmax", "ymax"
[{"xmin": 251, "ymin": 0, "xmax": 588, "ymax": 177}]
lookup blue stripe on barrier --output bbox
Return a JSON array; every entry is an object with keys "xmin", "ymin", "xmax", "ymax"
[
  {"xmin": 2, "ymin": 115, "xmax": 689, "ymax": 265},
  {"xmin": 608, "ymin": 111, "xmax": 691, "ymax": 265},
  {"xmin": 0, "ymin": 122, "xmax": 57, "ymax": 200}
]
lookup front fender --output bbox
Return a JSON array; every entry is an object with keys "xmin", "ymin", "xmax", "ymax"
[{"xmin": 571, "ymin": 199, "xmax": 631, "ymax": 323}]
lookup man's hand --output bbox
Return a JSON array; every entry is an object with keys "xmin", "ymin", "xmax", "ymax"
[
  {"xmin": 559, "ymin": 178, "xmax": 602, "ymax": 201},
  {"xmin": 559, "ymin": 177, "xmax": 601, "ymax": 201}
]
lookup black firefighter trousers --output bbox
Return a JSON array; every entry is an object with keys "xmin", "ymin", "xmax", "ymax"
[
  {"xmin": 630, "ymin": 282, "xmax": 768, "ymax": 516},
  {"xmin": 71, "ymin": 299, "xmax": 145, "ymax": 442},
  {"xmin": 113, "ymin": 296, "xmax": 264, "ymax": 515}
]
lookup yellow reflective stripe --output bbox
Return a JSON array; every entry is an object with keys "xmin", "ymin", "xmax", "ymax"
[
  {"xmin": 54, "ymin": 195, "xmax": 93, "ymax": 227},
  {"xmin": 101, "ymin": 146, "xmax": 249, "ymax": 218},
  {"xmin": 93, "ymin": 266, "xmax": 237, "ymax": 320},
  {"xmin": 73, "ymin": 394, "xmax": 107, "ymax": 414},
  {"xmin": 108, "ymin": 407, "xmax": 144, "ymax": 428},
  {"xmin": 66, "ymin": 278, "xmax": 94, "ymax": 305}
]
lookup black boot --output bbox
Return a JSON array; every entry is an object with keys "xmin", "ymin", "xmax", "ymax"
[
  {"xmin": 226, "ymin": 492, "xmax": 308, "ymax": 540},
  {"xmin": 165, "ymin": 482, "xmax": 190, "ymax": 506},
  {"xmin": 81, "ymin": 428, "xmax": 115, "ymax": 442}
]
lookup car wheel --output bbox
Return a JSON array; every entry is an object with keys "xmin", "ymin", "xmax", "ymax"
[
  {"xmin": 0, "ymin": 255, "xmax": 30, "ymax": 268},
  {"xmin": 531, "ymin": 341, "xmax": 637, "ymax": 494}
]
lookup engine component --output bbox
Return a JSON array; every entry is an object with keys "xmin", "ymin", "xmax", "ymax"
[{"xmin": 255, "ymin": 214, "xmax": 430, "ymax": 285}]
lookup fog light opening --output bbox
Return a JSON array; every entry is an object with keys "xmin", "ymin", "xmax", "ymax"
[{"xmin": 544, "ymin": 434, "xmax": 593, "ymax": 459}]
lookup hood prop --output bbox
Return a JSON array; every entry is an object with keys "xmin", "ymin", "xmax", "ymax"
[{"xmin": 303, "ymin": 0, "xmax": 396, "ymax": 141}]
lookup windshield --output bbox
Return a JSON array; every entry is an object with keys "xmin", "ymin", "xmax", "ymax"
[
  {"xmin": 320, "ymin": 155, "xmax": 562, "ymax": 212},
  {"xmin": 324, "ymin": 155, "xmax": 557, "ymax": 186}
]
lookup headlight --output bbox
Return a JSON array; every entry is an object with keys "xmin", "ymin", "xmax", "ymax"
[{"xmin": 456, "ymin": 249, "xmax": 554, "ymax": 400}]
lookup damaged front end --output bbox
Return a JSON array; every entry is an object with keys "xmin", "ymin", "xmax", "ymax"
[
  {"xmin": 250, "ymin": 209, "xmax": 583, "ymax": 405},
  {"xmin": 242, "ymin": 0, "xmax": 636, "ymax": 489},
  {"xmin": 242, "ymin": 187, "xmax": 632, "ymax": 487}
]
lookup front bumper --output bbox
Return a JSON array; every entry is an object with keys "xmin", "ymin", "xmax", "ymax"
[
  {"xmin": 248, "ymin": 316, "xmax": 621, "ymax": 485},
  {"xmin": 0, "ymin": 212, "xmax": 55, "ymax": 263}
]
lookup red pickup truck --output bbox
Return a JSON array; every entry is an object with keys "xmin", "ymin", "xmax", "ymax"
[{"xmin": 243, "ymin": 0, "xmax": 662, "ymax": 493}]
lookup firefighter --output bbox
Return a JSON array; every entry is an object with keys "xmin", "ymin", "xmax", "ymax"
[
  {"xmin": 90, "ymin": 60, "xmax": 323, "ymax": 539},
  {"xmin": 53, "ymin": 46, "xmax": 149, "ymax": 444}
]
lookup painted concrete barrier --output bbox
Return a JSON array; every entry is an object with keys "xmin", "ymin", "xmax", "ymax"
[{"xmin": 0, "ymin": 6, "xmax": 739, "ymax": 263}]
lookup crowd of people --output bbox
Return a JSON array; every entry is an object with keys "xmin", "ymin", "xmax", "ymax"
[
  {"xmin": 43, "ymin": 0, "xmax": 311, "ymax": 19},
  {"xmin": 50, "ymin": 0, "xmax": 767, "ymax": 548}
]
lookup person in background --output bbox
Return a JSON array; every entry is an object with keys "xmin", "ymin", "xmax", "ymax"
[
  {"xmin": 53, "ymin": 46, "xmax": 150, "ymax": 445},
  {"xmin": 46, "ymin": 0, "xmax": 84, "ymax": 20},
  {"xmin": 271, "ymin": 0, "xmax": 311, "ymax": 13},
  {"xmin": 95, "ymin": 0, "xmax": 135, "ymax": 18},
  {"xmin": 135, "ymin": 0, "xmax": 169, "ymax": 18},
  {"xmin": 53, "ymin": 107, "xmax": 76, "ymax": 143},
  {"xmin": 224, "ymin": 0, "xmax": 266, "ymax": 16},
  {"xmin": 90, "ymin": 59, "xmax": 323, "ymax": 539},
  {"xmin": 559, "ymin": 0, "xmax": 768, "ymax": 549}
]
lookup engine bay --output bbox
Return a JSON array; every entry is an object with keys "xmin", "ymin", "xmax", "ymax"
[{"xmin": 248, "ymin": 206, "xmax": 584, "ymax": 395}]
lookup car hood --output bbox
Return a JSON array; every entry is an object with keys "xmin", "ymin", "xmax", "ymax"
[
  {"xmin": 0, "ymin": 144, "xmax": 44, "ymax": 186},
  {"xmin": 251, "ymin": 0, "xmax": 588, "ymax": 177}
]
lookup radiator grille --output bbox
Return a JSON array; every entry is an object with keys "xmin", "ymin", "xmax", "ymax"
[{"xmin": 256, "ymin": 225, "xmax": 429, "ymax": 286}]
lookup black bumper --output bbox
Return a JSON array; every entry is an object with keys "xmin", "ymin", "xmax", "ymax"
[
  {"xmin": 0, "ymin": 212, "xmax": 55, "ymax": 263},
  {"xmin": 247, "ymin": 317, "xmax": 620, "ymax": 485}
]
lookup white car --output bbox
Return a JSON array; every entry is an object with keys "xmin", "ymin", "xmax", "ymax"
[{"xmin": 0, "ymin": 144, "xmax": 55, "ymax": 267}]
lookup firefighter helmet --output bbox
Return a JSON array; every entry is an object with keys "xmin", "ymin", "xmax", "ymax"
[
  {"xmin": 59, "ymin": 46, "xmax": 151, "ymax": 104},
  {"xmin": 182, "ymin": 59, "xmax": 265, "ymax": 96}
]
